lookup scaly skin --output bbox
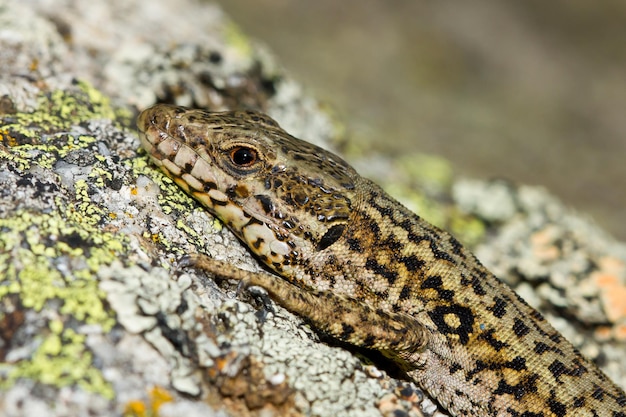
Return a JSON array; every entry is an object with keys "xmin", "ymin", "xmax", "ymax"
[{"xmin": 137, "ymin": 104, "xmax": 626, "ymax": 416}]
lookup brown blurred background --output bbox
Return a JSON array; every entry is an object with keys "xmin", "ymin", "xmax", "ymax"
[{"xmin": 215, "ymin": 0, "xmax": 626, "ymax": 240}]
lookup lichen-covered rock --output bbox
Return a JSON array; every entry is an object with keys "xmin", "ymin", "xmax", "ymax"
[
  {"xmin": 1, "ymin": 1, "xmax": 624, "ymax": 416},
  {"xmin": 0, "ymin": 1, "xmax": 425, "ymax": 416}
]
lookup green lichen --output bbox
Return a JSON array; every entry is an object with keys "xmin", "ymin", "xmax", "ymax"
[
  {"xmin": 89, "ymin": 165, "xmax": 115, "ymax": 188},
  {"xmin": 129, "ymin": 157, "xmax": 198, "ymax": 217},
  {"xmin": 384, "ymin": 181, "xmax": 447, "ymax": 227},
  {"xmin": 3, "ymin": 80, "xmax": 116, "ymax": 136},
  {"xmin": 211, "ymin": 218, "xmax": 223, "ymax": 232},
  {"xmin": 0, "ymin": 214, "xmax": 118, "ymax": 398},
  {"xmin": 0, "ymin": 81, "xmax": 117, "ymax": 170},
  {"xmin": 223, "ymin": 20, "xmax": 253, "ymax": 57},
  {"xmin": 129, "ymin": 156, "xmax": 215, "ymax": 256},
  {"xmin": 448, "ymin": 210, "xmax": 487, "ymax": 249},
  {"xmin": 0, "ymin": 211, "xmax": 118, "ymax": 325},
  {"xmin": 72, "ymin": 179, "xmax": 105, "ymax": 226},
  {"xmin": 176, "ymin": 218, "xmax": 199, "ymax": 239},
  {"xmin": 0, "ymin": 81, "xmax": 131, "ymax": 399},
  {"xmin": 378, "ymin": 152, "xmax": 487, "ymax": 249},
  {"xmin": 397, "ymin": 153, "xmax": 454, "ymax": 191},
  {"xmin": 3, "ymin": 320, "xmax": 114, "ymax": 399},
  {"xmin": 383, "ymin": 181, "xmax": 486, "ymax": 249}
]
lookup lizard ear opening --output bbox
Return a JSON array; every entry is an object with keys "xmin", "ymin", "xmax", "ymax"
[{"xmin": 316, "ymin": 224, "xmax": 346, "ymax": 251}]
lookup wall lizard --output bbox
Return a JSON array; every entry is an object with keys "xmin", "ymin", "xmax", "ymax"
[{"xmin": 137, "ymin": 104, "xmax": 626, "ymax": 416}]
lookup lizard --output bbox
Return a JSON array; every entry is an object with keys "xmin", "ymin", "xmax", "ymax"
[{"xmin": 137, "ymin": 103, "xmax": 626, "ymax": 416}]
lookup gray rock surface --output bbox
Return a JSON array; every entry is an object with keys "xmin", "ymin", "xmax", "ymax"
[{"xmin": 1, "ymin": 1, "xmax": 624, "ymax": 416}]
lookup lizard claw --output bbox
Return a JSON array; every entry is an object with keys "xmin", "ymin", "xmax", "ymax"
[
  {"xmin": 177, "ymin": 254, "xmax": 196, "ymax": 269},
  {"xmin": 245, "ymin": 284, "xmax": 275, "ymax": 321}
]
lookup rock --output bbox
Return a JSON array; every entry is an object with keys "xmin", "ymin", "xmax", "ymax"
[{"xmin": 1, "ymin": 1, "xmax": 624, "ymax": 416}]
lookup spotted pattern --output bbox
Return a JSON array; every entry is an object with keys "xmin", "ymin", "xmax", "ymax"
[{"xmin": 138, "ymin": 104, "xmax": 626, "ymax": 416}]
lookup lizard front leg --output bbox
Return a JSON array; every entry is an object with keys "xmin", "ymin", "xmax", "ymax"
[{"xmin": 181, "ymin": 254, "xmax": 429, "ymax": 362}]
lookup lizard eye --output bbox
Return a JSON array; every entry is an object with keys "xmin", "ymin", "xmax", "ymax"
[{"xmin": 229, "ymin": 146, "xmax": 258, "ymax": 167}]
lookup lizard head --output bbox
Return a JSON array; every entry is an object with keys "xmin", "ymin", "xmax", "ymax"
[{"xmin": 138, "ymin": 104, "xmax": 359, "ymax": 276}]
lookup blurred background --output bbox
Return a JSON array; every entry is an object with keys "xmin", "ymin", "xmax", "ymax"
[{"xmin": 215, "ymin": 0, "xmax": 626, "ymax": 240}]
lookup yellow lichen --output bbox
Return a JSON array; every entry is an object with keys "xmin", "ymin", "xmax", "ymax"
[
  {"xmin": 2, "ymin": 323, "xmax": 114, "ymax": 399},
  {"xmin": 0, "ymin": 82, "xmax": 128, "ymax": 398}
]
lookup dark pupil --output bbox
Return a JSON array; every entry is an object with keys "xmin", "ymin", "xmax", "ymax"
[{"xmin": 232, "ymin": 147, "xmax": 256, "ymax": 166}]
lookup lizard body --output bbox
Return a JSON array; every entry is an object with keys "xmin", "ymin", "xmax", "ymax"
[{"xmin": 137, "ymin": 104, "xmax": 626, "ymax": 416}]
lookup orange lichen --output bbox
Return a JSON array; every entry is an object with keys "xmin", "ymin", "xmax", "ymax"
[
  {"xmin": 592, "ymin": 257, "xmax": 626, "ymax": 323},
  {"xmin": 123, "ymin": 386, "xmax": 174, "ymax": 417}
]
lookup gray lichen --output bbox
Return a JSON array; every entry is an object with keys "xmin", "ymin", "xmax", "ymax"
[{"xmin": 1, "ymin": 1, "xmax": 624, "ymax": 417}]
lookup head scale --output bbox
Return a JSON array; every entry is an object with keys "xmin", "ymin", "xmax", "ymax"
[{"xmin": 138, "ymin": 104, "xmax": 359, "ymax": 277}]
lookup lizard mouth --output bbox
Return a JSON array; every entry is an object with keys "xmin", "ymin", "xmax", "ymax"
[
  {"xmin": 138, "ymin": 105, "xmax": 221, "ymax": 198},
  {"xmin": 137, "ymin": 105, "xmax": 229, "ymax": 217}
]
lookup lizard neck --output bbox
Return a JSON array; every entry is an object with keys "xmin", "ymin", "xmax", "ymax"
[{"xmin": 289, "ymin": 178, "xmax": 437, "ymax": 311}]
